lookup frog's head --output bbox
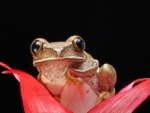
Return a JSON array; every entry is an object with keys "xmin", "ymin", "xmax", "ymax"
[{"xmin": 30, "ymin": 35, "xmax": 87, "ymax": 65}]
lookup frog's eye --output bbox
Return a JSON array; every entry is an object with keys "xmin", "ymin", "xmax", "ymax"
[
  {"xmin": 72, "ymin": 37, "xmax": 86, "ymax": 53},
  {"xmin": 30, "ymin": 40, "xmax": 43, "ymax": 56}
]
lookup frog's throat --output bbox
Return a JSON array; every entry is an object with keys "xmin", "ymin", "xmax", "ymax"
[{"xmin": 34, "ymin": 59, "xmax": 83, "ymax": 96}]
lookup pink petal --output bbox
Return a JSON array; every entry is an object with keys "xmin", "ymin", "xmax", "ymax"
[
  {"xmin": 88, "ymin": 78, "xmax": 150, "ymax": 113},
  {"xmin": 0, "ymin": 62, "xmax": 72, "ymax": 113},
  {"xmin": 60, "ymin": 82, "xmax": 98, "ymax": 113}
]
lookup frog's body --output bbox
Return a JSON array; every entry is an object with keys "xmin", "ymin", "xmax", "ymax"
[{"xmin": 30, "ymin": 35, "xmax": 117, "ymax": 104}]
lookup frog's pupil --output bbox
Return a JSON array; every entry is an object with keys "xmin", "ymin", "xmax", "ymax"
[
  {"xmin": 32, "ymin": 41, "xmax": 41, "ymax": 54},
  {"xmin": 75, "ymin": 38, "xmax": 85, "ymax": 51}
]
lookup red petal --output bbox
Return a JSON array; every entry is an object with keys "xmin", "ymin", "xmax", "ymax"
[
  {"xmin": 1, "ymin": 62, "xmax": 150, "ymax": 112},
  {"xmin": 88, "ymin": 78, "xmax": 150, "ymax": 113},
  {"xmin": 0, "ymin": 62, "xmax": 20, "ymax": 81},
  {"xmin": 60, "ymin": 82, "xmax": 98, "ymax": 113},
  {"xmin": 0, "ymin": 62, "xmax": 72, "ymax": 113}
]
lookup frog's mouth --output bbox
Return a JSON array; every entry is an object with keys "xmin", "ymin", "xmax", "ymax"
[
  {"xmin": 33, "ymin": 57, "xmax": 84, "ymax": 64},
  {"xmin": 34, "ymin": 58, "xmax": 84, "ymax": 79}
]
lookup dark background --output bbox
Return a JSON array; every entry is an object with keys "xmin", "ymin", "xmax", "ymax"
[{"xmin": 0, "ymin": 1, "xmax": 149, "ymax": 113}]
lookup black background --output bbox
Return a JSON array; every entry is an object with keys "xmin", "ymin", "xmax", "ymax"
[{"xmin": 0, "ymin": 1, "xmax": 150, "ymax": 113}]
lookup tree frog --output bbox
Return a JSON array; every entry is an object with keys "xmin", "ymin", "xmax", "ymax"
[{"xmin": 30, "ymin": 35, "xmax": 117, "ymax": 103}]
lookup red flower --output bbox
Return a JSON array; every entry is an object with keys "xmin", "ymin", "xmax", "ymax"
[{"xmin": 0, "ymin": 62, "xmax": 150, "ymax": 113}]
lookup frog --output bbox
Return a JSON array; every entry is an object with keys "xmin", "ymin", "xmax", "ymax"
[{"xmin": 30, "ymin": 35, "xmax": 117, "ymax": 103}]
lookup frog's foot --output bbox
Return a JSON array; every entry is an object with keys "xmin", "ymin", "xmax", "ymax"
[
  {"xmin": 96, "ymin": 88, "xmax": 115, "ymax": 105},
  {"xmin": 97, "ymin": 63, "xmax": 117, "ymax": 92}
]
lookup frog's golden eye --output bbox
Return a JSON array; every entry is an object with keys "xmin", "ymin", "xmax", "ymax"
[
  {"xmin": 72, "ymin": 37, "xmax": 86, "ymax": 53},
  {"xmin": 30, "ymin": 40, "xmax": 43, "ymax": 56}
]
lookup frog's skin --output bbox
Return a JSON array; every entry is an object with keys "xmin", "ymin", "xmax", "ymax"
[{"xmin": 30, "ymin": 35, "xmax": 117, "ymax": 103}]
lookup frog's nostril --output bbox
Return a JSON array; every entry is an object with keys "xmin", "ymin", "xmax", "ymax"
[{"xmin": 53, "ymin": 48, "xmax": 63, "ymax": 57}]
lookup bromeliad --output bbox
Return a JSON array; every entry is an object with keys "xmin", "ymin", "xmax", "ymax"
[
  {"xmin": 0, "ymin": 35, "xmax": 150, "ymax": 113},
  {"xmin": 30, "ymin": 35, "xmax": 117, "ymax": 112}
]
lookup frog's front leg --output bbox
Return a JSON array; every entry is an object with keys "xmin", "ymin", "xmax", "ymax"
[{"xmin": 96, "ymin": 63, "xmax": 117, "ymax": 104}]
